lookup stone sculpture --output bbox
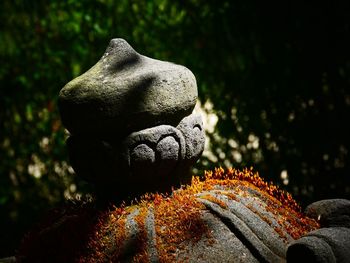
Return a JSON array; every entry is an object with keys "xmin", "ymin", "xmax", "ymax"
[
  {"xmin": 58, "ymin": 38, "xmax": 205, "ymax": 202},
  {"xmin": 13, "ymin": 39, "xmax": 350, "ymax": 263}
]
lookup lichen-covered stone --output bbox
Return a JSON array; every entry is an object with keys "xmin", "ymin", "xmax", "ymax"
[
  {"xmin": 17, "ymin": 168, "xmax": 319, "ymax": 263},
  {"xmin": 59, "ymin": 38, "xmax": 198, "ymax": 138}
]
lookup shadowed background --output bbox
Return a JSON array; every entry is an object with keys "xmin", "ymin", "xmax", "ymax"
[{"xmin": 1, "ymin": 0, "xmax": 349, "ymax": 257}]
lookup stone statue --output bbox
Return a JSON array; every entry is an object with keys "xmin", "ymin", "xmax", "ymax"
[
  {"xmin": 58, "ymin": 38, "xmax": 205, "ymax": 202},
  {"xmin": 13, "ymin": 39, "xmax": 350, "ymax": 263}
]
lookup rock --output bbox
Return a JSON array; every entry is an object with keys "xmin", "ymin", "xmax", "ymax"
[
  {"xmin": 82, "ymin": 169, "xmax": 316, "ymax": 262},
  {"xmin": 19, "ymin": 37, "xmax": 350, "ymax": 262},
  {"xmin": 59, "ymin": 38, "xmax": 198, "ymax": 138}
]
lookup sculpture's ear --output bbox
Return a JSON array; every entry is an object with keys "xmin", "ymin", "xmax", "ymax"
[{"xmin": 287, "ymin": 199, "xmax": 350, "ymax": 263}]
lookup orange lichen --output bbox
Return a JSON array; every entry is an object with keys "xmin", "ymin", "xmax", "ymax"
[
  {"xmin": 220, "ymin": 191, "xmax": 240, "ymax": 202},
  {"xmin": 79, "ymin": 167, "xmax": 319, "ymax": 262},
  {"xmin": 79, "ymin": 205, "xmax": 129, "ymax": 262},
  {"xmin": 153, "ymin": 192, "xmax": 210, "ymax": 262},
  {"xmin": 204, "ymin": 167, "xmax": 301, "ymax": 212},
  {"xmin": 131, "ymin": 206, "xmax": 149, "ymax": 262},
  {"xmin": 186, "ymin": 167, "xmax": 319, "ymax": 240},
  {"xmin": 199, "ymin": 193, "xmax": 228, "ymax": 209}
]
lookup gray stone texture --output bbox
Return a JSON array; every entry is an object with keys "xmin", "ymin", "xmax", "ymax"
[
  {"xmin": 305, "ymin": 198, "xmax": 350, "ymax": 227},
  {"xmin": 144, "ymin": 208, "xmax": 159, "ymax": 262},
  {"xmin": 176, "ymin": 210, "xmax": 261, "ymax": 263},
  {"xmin": 59, "ymin": 38, "xmax": 198, "ymax": 138},
  {"xmin": 287, "ymin": 235, "xmax": 336, "ymax": 263},
  {"xmin": 177, "ymin": 114, "xmax": 205, "ymax": 164},
  {"xmin": 287, "ymin": 199, "xmax": 350, "ymax": 263},
  {"xmin": 196, "ymin": 199, "xmax": 285, "ymax": 262},
  {"xmin": 59, "ymin": 39, "xmax": 205, "ymax": 202},
  {"xmin": 67, "ymin": 113, "xmax": 204, "ymax": 201},
  {"xmin": 196, "ymin": 192, "xmax": 289, "ymax": 258}
]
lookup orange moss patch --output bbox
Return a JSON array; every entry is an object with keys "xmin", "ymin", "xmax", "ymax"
[
  {"xmin": 182, "ymin": 167, "xmax": 319, "ymax": 240},
  {"xmin": 153, "ymin": 192, "xmax": 210, "ymax": 262},
  {"xmin": 198, "ymin": 193, "xmax": 228, "ymax": 209},
  {"xmin": 198, "ymin": 167, "xmax": 319, "ymax": 240},
  {"xmin": 131, "ymin": 206, "xmax": 149, "ymax": 262},
  {"xmin": 79, "ymin": 205, "xmax": 129, "ymax": 262},
  {"xmin": 220, "ymin": 191, "xmax": 240, "ymax": 202},
  {"xmin": 204, "ymin": 167, "xmax": 301, "ymax": 212},
  {"xmin": 80, "ymin": 167, "xmax": 320, "ymax": 262}
]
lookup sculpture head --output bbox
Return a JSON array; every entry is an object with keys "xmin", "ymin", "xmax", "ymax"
[
  {"xmin": 59, "ymin": 38, "xmax": 198, "ymax": 138},
  {"xmin": 58, "ymin": 39, "xmax": 205, "ymax": 202}
]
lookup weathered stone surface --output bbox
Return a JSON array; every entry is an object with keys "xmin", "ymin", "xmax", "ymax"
[
  {"xmin": 17, "ymin": 169, "xmax": 321, "ymax": 262},
  {"xmin": 74, "ymin": 170, "xmax": 317, "ymax": 262},
  {"xmin": 59, "ymin": 39, "xmax": 204, "ymax": 202},
  {"xmin": 195, "ymin": 199, "xmax": 285, "ymax": 262},
  {"xmin": 177, "ymin": 114, "xmax": 205, "ymax": 165},
  {"xmin": 287, "ymin": 235, "xmax": 336, "ymax": 263},
  {"xmin": 196, "ymin": 192, "xmax": 290, "ymax": 257},
  {"xmin": 287, "ymin": 227, "xmax": 350, "ymax": 263},
  {"xmin": 287, "ymin": 199, "xmax": 350, "ymax": 263},
  {"xmin": 59, "ymin": 38, "xmax": 197, "ymax": 137},
  {"xmin": 123, "ymin": 124, "xmax": 186, "ymax": 172},
  {"xmin": 19, "ymin": 36, "xmax": 350, "ymax": 262},
  {"xmin": 305, "ymin": 198, "xmax": 350, "ymax": 227},
  {"xmin": 66, "ymin": 114, "xmax": 204, "ymax": 201},
  {"xmin": 176, "ymin": 210, "xmax": 260, "ymax": 263}
]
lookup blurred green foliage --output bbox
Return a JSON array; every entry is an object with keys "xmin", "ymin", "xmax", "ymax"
[{"xmin": 1, "ymin": 0, "xmax": 350, "ymax": 257}]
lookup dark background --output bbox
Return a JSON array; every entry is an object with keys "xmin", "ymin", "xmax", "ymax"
[{"xmin": 1, "ymin": 0, "xmax": 349, "ymax": 257}]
